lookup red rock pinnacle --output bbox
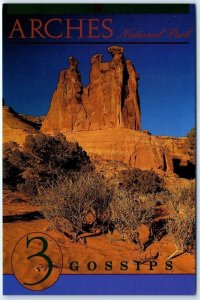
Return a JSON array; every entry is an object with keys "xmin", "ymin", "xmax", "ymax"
[{"xmin": 42, "ymin": 46, "xmax": 141, "ymax": 132}]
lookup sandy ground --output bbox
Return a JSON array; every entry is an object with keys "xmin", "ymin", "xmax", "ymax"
[
  {"xmin": 3, "ymin": 168, "xmax": 195, "ymax": 289},
  {"xmin": 3, "ymin": 167, "xmax": 195, "ymax": 279},
  {"xmin": 3, "ymin": 187, "xmax": 195, "ymax": 291},
  {"xmin": 4, "ymin": 214, "xmax": 195, "ymax": 275}
]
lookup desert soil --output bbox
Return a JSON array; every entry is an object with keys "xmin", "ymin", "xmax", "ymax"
[
  {"xmin": 3, "ymin": 156, "xmax": 195, "ymax": 276},
  {"xmin": 3, "ymin": 196, "xmax": 195, "ymax": 275}
]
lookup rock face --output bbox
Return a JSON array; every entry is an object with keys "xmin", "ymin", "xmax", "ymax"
[
  {"xmin": 3, "ymin": 105, "xmax": 37, "ymax": 144},
  {"xmin": 40, "ymin": 47, "xmax": 194, "ymax": 178},
  {"xmin": 62, "ymin": 128, "xmax": 195, "ymax": 178},
  {"xmin": 19, "ymin": 114, "xmax": 45, "ymax": 129},
  {"xmin": 42, "ymin": 46, "xmax": 141, "ymax": 132}
]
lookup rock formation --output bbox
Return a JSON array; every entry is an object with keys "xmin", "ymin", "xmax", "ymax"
[
  {"xmin": 42, "ymin": 46, "xmax": 141, "ymax": 132},
  {"xmin": 4, "ymin": 103, "xmax": 193, "ymax": 178},
  {"xmin": 3, "ymin": 104, "xmax": 37, "ymax": 144},
  {"xmin": 19, "ymin": 114, "xmax": 45, "ymax": 129},
  {"xmin": 62, "ymin": 128, "xmax": 194, "ymax": 179},
  {"xmin": 40, "ymin": 46, "xmax": 195, "ymax": 177}
]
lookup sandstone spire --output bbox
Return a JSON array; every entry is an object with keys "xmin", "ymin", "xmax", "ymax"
[{"xmin": 42, "ymin": 46, "xmax": 141, "ymax": 133}]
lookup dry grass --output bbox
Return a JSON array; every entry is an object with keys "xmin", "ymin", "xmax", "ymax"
[
  {"xmin": 110, "ymin": 189, "xmax": 155, "ymax": 242},
  {"xmin": 117, "ymin": 168, "xmax": 164, "ymax": 194},
  {"xmin": 35, "ymin": 172, "xmax": 113, "ymax": 240},
  {"xmin": 165, "ymin": 182, "xmax": 195, "ymax": 253}
]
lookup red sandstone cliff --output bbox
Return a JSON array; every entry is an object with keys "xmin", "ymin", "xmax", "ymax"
[
  {"xmin": 3, "ymin": 105, "xmax": 37, "ymax": 144},
  {"xmin": 61, "ymin": 128, "xmax": 194, "ymax": 178}
]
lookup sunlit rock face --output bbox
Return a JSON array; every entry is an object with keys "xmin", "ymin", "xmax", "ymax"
[
  {"xmin": 42, "ymin": 46, "xmax": 141, "ymax": 132},
  {"xmin": 41, "ymin": 47, "xmax": 194, "ymax": 177}
]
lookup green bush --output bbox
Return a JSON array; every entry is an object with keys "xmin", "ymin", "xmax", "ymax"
[{"xmin": 118, "ymin": 168, "xmax": 164, "ymax": 194}]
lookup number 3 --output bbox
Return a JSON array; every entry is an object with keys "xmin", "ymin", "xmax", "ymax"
[{"xmin": 23, "ymin": 236, "xmax": 53, "ymax": 286}]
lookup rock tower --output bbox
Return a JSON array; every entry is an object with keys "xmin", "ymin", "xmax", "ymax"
[{"xmin": 42, "ymin": 46, "xmax": 141, "ymax": 132}]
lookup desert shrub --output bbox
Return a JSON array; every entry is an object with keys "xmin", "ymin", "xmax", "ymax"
[
  {"xmin": 3, "ymin": 158, "xmax": 22, "ymax": 189},
  {"xmin": 164, "ymin": 182, "xmax": 195, "ymax": 212},
  {"xmin": 165, "ymin": 183, "xmax": 195, "ymax": 251},
  {"xmin": 3, "ymin": 141, "xmax": 19, "ymax": 158},
  {"xmin": 3, "ymin": 133, "xmax": 94, "ymax": 195},
  {"xmin": 186, "ymin": 128, "xmax": 195, "ymax": 163},
  {"xmin": 19, "ymin": 133, "xmax": 94, "ymax": 195},
  {"xmin": 166, "ymin": 208, "xmax": 195, "ymax": 251},
  {"xmin": 19, "ymin": 177, "xmax": 38, "ymax": 196},
  {"xmin": 118, "ymin": 168, "xmax": 163, "ymax": 194},
  {"xmin": 35, "ymin": 172, "xmax": 113, "ymax": 239},
  {"xmin": 3, "ymin": 142, "xmax": 24, "ymax": 189},
  {"xmin": 110, "ymin": 189, "xmax": 155, "ymax": 241},
  {"xmin": 23, "ymin": 133, "xmax": 93, "ymax": 173}
]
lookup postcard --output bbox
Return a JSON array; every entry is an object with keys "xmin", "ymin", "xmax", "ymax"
[{"xmin": 2, "ymin": 3, "xmax": 196, "ymax": 295}]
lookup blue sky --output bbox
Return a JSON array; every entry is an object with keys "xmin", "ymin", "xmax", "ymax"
[{"xmin": 3, "ymin": 5, "xmax": 196, "ymax": 137}]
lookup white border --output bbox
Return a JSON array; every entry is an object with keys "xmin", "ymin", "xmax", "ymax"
[{"xmin": 0, "ymin": 1, "xmax": 199, "ymax": 299}]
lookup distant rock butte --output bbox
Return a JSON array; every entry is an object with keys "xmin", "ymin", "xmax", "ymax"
[{"xmin": 42, "ymin": 46, "xmax": 141, "ymax": 132}]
